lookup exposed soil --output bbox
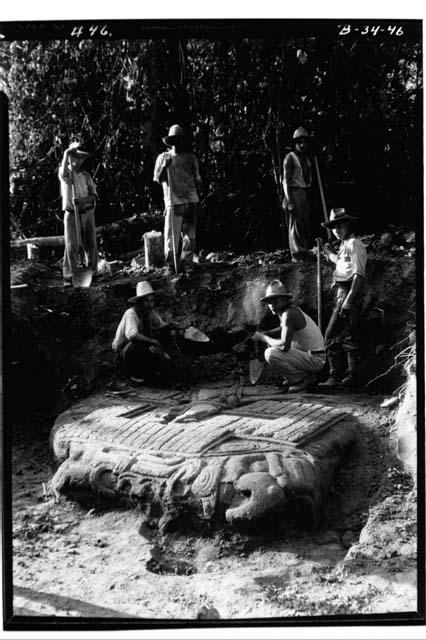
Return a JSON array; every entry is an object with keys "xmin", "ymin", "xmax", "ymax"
[
  {"xmin": 11, "ymin": 396, "xmax": 416, "ymax": 619},
  {"xmin": 7, "ymin": 240, "xmax": 418, "ymax": 621}
]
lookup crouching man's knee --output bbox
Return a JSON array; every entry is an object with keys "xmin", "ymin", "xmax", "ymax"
[{"xmin": 264, "ymin": 347, "xmax": 282, "ymax": 364}]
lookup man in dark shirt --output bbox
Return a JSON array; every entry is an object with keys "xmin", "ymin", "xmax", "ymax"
[{"xmin": 282, "ymin": 127, "xmax": 312, "ymax": 262}]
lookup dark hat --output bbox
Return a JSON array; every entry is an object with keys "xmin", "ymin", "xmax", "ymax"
[{"xmin": 322, "ymin": 208, "xmax": 356, "ymax": 229}]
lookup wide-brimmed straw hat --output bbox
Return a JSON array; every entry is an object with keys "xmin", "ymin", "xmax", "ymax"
[
  {"xmin": 162, "ymin": 124, "xmax": 185, "ymax": 147},
  {"xmin": 322, "ymin": 208, "xmax": 356, "ymax": 229},
  {"xmin": 68, "ymin": 142, "xmax": 92, "ymax": 159},
  {"xmin": 260, "ymin": 280, "xmax": 293, "ymax": 303},
  {"xmin": 293, "ymin": 127, "xmax": 309, "ymax": 140},
  {"xmin": 70, "ymin": 149, "xmax": 92, "ymax": 159},
  {"xmin": 128, "ymin": 281, "xmax": 159, "ymax": 303}
]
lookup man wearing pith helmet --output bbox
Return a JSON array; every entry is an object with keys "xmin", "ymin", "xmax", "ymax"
[
  {"xmin": 153, "ymin": 124, "xmax": 202, "ymax": 268},
  {"xmin": 282, "ymin": 127, "xmax": 313, "ymax": 262},
  {"xmin": 319, "ymin": 208, "xmax": 368, "ymax": 388},
  {"xmin": 251, "ymin": 280, "xmax": 326, "ymax": 392}
]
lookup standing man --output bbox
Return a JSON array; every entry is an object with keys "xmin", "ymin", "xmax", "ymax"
[
  {"xmin": 252, "ymin": 280, "xmax": 326, "ymax": 392},
  {"xmin": 153, "ymin": 124, "xmax": 202, "ymax": 269},
  {"xmin": 282, "ymin": 127, "xmax": 312, "ymax": 262},
  {"xmin": 319, "ymin": 208, "xmax": 368, "ymax": 388},
  {"xmin": 58, "ymin": 141, "xmax": 98, "ymax": 285}
]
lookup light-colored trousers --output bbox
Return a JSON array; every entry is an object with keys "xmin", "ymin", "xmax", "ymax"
[
  {"xmin": 264, "ymin": 347, "xmax": 326, "ymax": 384},
  {"xmin": 63, "ymin": 209, "xmax": 98, "ymax": 279},
  {"xmin": 164, "ymin": 203, "xmax": 198, "ymax": 265}
]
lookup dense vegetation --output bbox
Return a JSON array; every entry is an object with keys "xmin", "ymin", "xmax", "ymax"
[{"xmin": 0, "ymin": 32, "xmax": 422, "ymax": 251}]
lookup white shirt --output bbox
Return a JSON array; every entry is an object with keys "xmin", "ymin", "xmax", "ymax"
[
  {"xmin": 58, "ymin": 168, "xmax": 97, "ymax": 212},
  {"xmin": 334, "ymin": 237, "xmax": 367, "ymax": 282},
  {"xmin": 112, "ymin": 307, "xmax": 166, "ymax": 352}
]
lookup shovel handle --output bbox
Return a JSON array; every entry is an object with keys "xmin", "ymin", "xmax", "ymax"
[
  {"xmin": 166, "ymin": 166, "xmax": 179, "ymax": 275},
  {"xmin": 316, "ymin": 237, "xmax": 322, "ymax": 331}
]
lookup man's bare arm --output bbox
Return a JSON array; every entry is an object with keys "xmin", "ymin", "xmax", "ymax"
[
  {"xmin": 253, "ymin": 310, "xmax": 296, "ymax": 351},
  {"xmin": 282, "ymin": 155, "xmax": 294, "ymax": 208}
]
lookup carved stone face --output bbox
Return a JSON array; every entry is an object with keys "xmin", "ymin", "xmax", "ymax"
[{"xmin": 50, "ymin": 385, "xmax": 357, "ymax": 533}]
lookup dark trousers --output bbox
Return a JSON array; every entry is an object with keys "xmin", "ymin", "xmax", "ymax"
[
  {"xmin": 116, "ymin": 341, "xmax": 176, "ymax": 382},
  {"xmin": 325, "ymin": 283, "xmax": 362, "ymax": 379},
  {"xmin": 286, "ymin": 187, "xmax": 311, "ymax": 257}
]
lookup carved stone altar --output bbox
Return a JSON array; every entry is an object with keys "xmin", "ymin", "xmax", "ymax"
[{"xmin": 50, "ymin": 385, "xmax": 358, "ymax": 531}]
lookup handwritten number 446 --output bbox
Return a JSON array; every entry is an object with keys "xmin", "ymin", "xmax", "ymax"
[
  {"xmin": 339, "ymin": 25, "xmax": 404, "ymax": 36},
  {"xmin": 71, "ymin": 25, "xmax": 110, "ymax": 38}
]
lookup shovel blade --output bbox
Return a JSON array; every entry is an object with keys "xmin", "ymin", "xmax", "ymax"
[
  {"xmin": 184, "ymin": 326, "xmax": 210, "ymax": 342},
  {"xmin": 249, "ymin": 359, "xmax": 264, "ymax": 385},
  {"xmin": 72, "ymin": 267, "xmax": 93, "ymax": 288}
]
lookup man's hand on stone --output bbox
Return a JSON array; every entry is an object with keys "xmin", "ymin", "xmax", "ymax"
[{"xmin": 252, "ymin": 331, "xmax": 265, "ymax": 343}]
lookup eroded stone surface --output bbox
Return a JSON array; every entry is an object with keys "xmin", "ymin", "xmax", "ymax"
[{"xmin": 50, "ymin": 385, "xmax": 358, "ymax": 531}]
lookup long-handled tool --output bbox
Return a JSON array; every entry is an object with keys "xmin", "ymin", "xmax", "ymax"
[
  {"xmin": 69, "ymin": 163, "xmax": 93, "ymax": 288},
  {"xmin": 316, "ymin": 237, "xmax": 323, "ymax": 331},
  {"xmin": 166, "ymin": 165, "xmax": 179, "ymax": 274},
  {"xmin": 313, "ymin": 155, "xmax": 332, "ymax": 241}
]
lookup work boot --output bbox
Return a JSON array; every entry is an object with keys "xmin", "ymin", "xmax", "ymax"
[
  {"xmin": 288, "ymin": 374, "xmax": 316, "ymax": 393},
  {"xmin": 319, "ymin": 376, "xmax": 341, "ymax": 388},
  {"xmin": 341, "ymin": 374, "xmax": 357, "ymax": 387},
  {"xmin": 343, "ymin": 351, "xmax": 359, "ymax": 387}
]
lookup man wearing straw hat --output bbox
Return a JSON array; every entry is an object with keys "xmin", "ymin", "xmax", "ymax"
[
  {"xmin": 58, "ymin": 141, "xmax": 98, "ymax": 285},
  {"xmin": 153, "ymin": 124, "xmax": 202, "ymax": 269},
  {"xmin": 251, "ymin": 280, "xmax": 326, "ymax": 392},
  {"xmin": 112, "ymin": 281, "xmax": 178, "ymax": 385},
  {"xmin": 319, "ymin": 208, "xmax": 367, "ymax": 388},
  {"xmin": 282, "ymin": 127, "xmax": 313, "ymax": 263}
]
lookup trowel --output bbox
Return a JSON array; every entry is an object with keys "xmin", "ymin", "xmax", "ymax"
[{"xmin": 249, "ymin": 341, "xmax": 264, "ymax": 385}]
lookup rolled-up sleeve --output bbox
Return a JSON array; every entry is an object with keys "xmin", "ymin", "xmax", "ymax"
[
  {"xmin": 349, "ymin": 239, "xmax": 367, "ymax": 278},
  {"xmin": 124, "ymin": 309, "xmax": 140, "ymax": 341}
]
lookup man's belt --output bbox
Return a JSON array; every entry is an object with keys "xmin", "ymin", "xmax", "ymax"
[
  {"xmin": 65, "ymin": 205, "xmax": 93, "ymax": 214},
  {"xmin": 310, "ymin": 349, "xmax": 326, "ymax": 355}
]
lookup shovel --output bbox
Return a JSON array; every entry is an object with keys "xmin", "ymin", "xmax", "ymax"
[
  {"xmin": 184, "ymin": 326, "xmax": 210, "ymax": 342},
  {"xmin": 313, "ymin": 155, "xmax": 332, "ymax": 241},
  {"xmin": 69, "ymin": 163, "xmax": 93, "ymax": 288},
  {"xmin": 166, "ymin": 165, "xmax": 179, "ymax": 275},
  {"xmin": 316, "ymin": 237, "xmax": 323, "ymax": 331},
  {"xmin": 249, "ymin": 340, "xmax": 264, "ymax": 385}
]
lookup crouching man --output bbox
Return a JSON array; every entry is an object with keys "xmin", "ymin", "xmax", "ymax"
[
  {"xmin": 112, "ymin": 281, "xmax": 179, "ymax": 385},
  {"xmin": 252, "ymin": 280, "xmax": 326, "ymax": 392}
]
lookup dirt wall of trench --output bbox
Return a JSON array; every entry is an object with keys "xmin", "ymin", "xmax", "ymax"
[{"xmin": 9, "ymin": 249, "xmax": 416, "ymax": 417}]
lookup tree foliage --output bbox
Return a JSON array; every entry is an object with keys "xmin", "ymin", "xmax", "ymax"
[{"xmin": 0, "ymin": 33, "xmax": 422, "ymax": 250}]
